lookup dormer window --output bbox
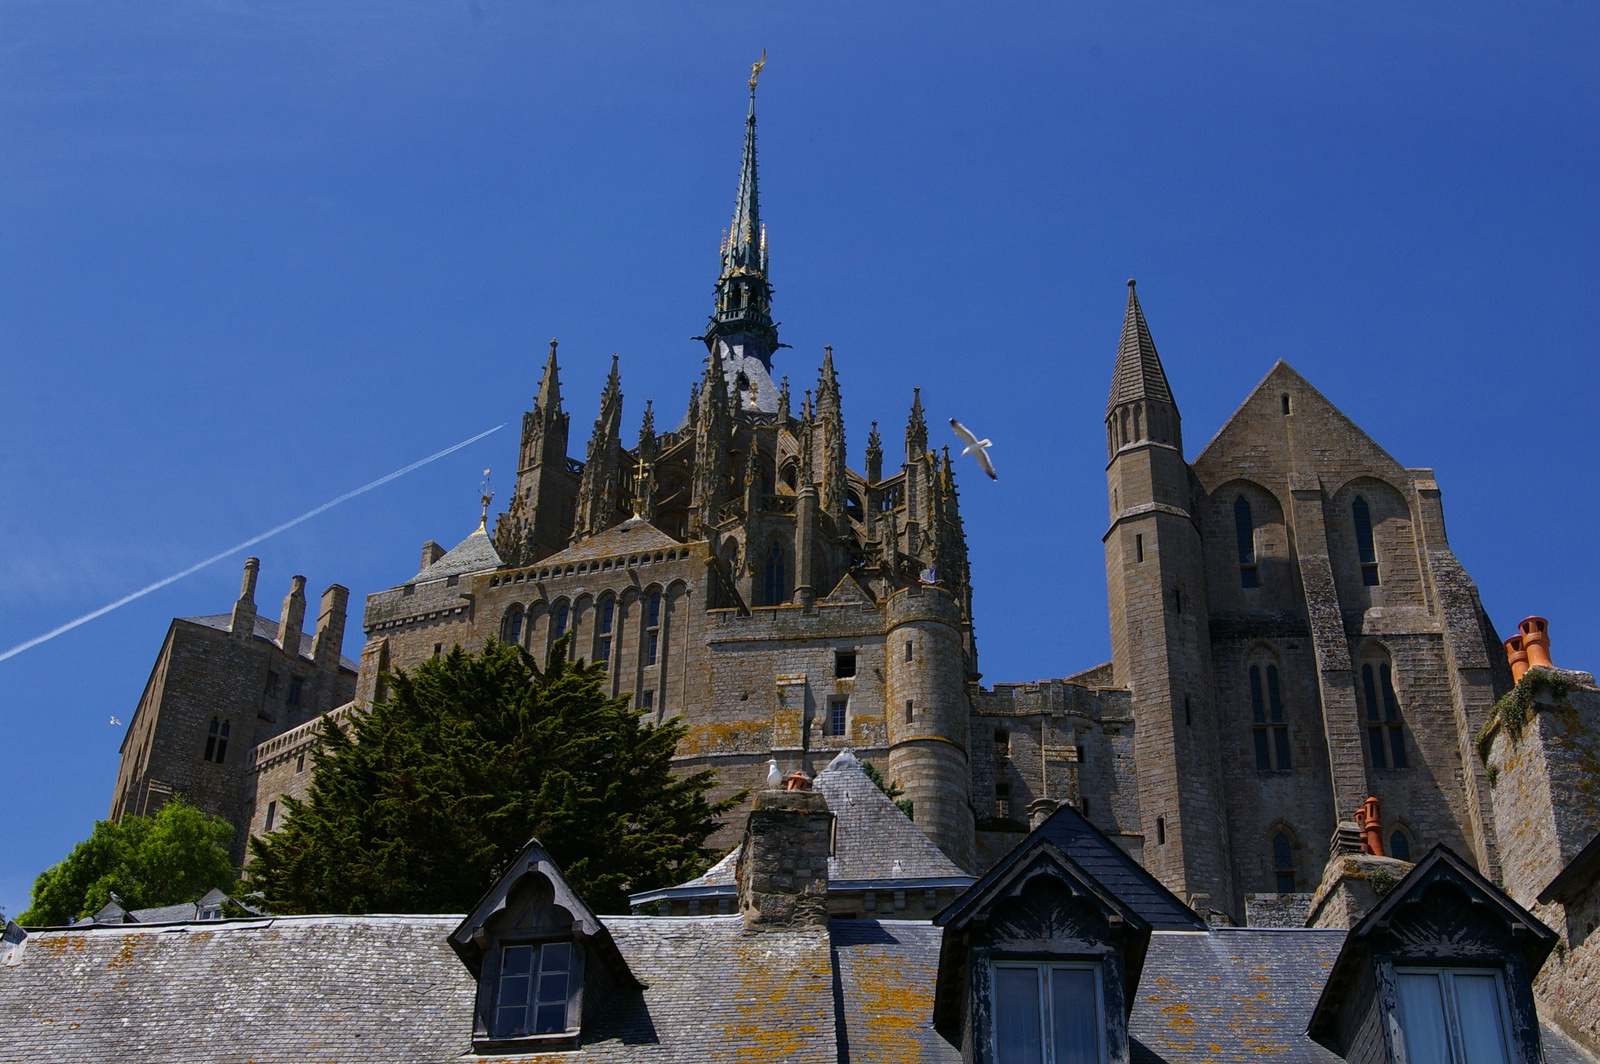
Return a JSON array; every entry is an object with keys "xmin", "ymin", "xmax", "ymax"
[{"xmin": 450, "ymin": 838, "xmax": 639, "ymax": 1055}]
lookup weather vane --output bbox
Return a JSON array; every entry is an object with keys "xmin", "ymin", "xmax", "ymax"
[
  {"xmin": 478, "ymin": 468, "xmax": 494, "ymax": 530},
  {"xmin": 750, "ymin": 49, "xmax": 767, "ymax": 90}
]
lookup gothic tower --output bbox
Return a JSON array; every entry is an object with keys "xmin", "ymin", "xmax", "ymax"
[
  {"xmin": 494, "ymin": 341, "xmax": 576, "ymax": 566},
  {"xmin": 1103, "ymin": 280, "xmax": 1233, "ymax": 907}
]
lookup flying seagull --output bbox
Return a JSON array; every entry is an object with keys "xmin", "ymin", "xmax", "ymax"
[
  {"xmin": 110, "ymin": 716, "xmax": 122, "ymax": 726},
  {"xmin": 949, "ymin": 419, "xmax": 998, "ymax": 480}
]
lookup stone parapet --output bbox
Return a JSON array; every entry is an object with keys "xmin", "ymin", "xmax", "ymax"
[{"xmin": 1306, "ymin": 853, "xmax": 1415, "ymax": 930}]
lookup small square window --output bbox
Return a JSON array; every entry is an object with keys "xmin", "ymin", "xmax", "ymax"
[
  {"xmin": 834, "ymin": 651, "xmax": 856, "ymax": 678},
  {"xmin": 492, "ymin": 942, "xmax": 572, "ymax": 1040},
  {"xmin": 642, "ymin": 690, "xmax": 654, "ymax": 711},
  {"xmin": 286, "ymin": 677, "xmax": 303, "ymax": 706}
]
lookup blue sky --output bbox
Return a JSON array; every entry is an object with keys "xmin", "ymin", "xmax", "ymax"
[{"xmin": 2, "ymin": 1, "xmax": 1596, "ymax": 918}]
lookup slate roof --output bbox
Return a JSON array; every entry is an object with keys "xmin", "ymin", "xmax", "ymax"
[
  {"xmin": 967, "ymin": 802, "xmax": 1207, "ymax": 932},
  {"xmin": 636, "ymin": 750, "xmax": 973, "ymax": 907},
  {"xmin": 411, "ymin": 524, "xmax": 503, "ymax": 583},
  {"xmin": 533, "ymin": 517, "xmax": 681, "ymax": 567},
  {"xmin": 186, "ymin": 613, "xmax": 359, "ymax": 671},
  {"xmin": 5, "ymin": 915, "xmax": 1594, "ymax": 1064},
  {"xmin": 1107, "ymin": 280, "xmax": 1175, "ymax": 416}
]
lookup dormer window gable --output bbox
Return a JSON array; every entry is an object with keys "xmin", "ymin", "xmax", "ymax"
[
  {"xmin": 933, "ymin": 837, "xmax": 1154, "ymax": 1064},
  {"xmin": 1308, "ymin": 846, "xmax": 1558, "ymax": 1064},
  {"xmin": 449, "ymin": 838, "xmax": 638, "ymax": 1055}
]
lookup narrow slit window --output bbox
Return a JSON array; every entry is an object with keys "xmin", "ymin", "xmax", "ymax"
[
  {"xmin": 996, "ymin": 781, "xmax": 1011, "ymax": 818},
  {"xmin": 1135, "ymin": 533, "xmax": 1144, "ymax": 562},
  {"xmin": 1234, "ymin": 495, "xmax": 1259, "ymax": 588},
  {"xmin": 764, "ymin": 545, "xmax": 786, "ymax": 606},
  {"xmin": 905, "ymin": 699, "xmax": 914, "ymax": 724},
  {"xmin": 1184, "ymin": 695, "xmax": 1192, "ymax": 726},
  {"xmin": 645, "ymin": 630, "xmax": 658, "ymax": 666},
  {"xmin": 1157, "ymin": 816, "xmax": 1167, "ymax": 844},
  {"xmin": 552, "ymin": 603, "xmax": 569, "ymax": 639},
  {"xmin": 1353, "ymin": 496, "xmax": 1380, "ymax": 586},
  {"xmin": 286, "ymin": 677, "xmax": 302, "ymax": 706},
  {"xmin": 264, "ymin": 800, "xmax": 277, "ymax": 832},
  {"xmin": 829, "ymin": 698, "xmax": 847, "ymax": 737}
]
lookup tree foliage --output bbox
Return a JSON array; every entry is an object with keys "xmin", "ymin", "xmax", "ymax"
[
  {"xmin": 246, "ymin": 637, "xmax": 741, "ymax": 915},
  {"xmin": 19, "ymin": 799, "xmax": 236, "ymax": 926},
  {"xmin": 860, "ymin": 758, "xmax": 914, "ymax": 819}
]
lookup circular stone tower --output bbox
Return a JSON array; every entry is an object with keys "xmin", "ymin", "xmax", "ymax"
[{"xmin": 883, "ymin": 585, "xmax": 975, "ymax": 871}]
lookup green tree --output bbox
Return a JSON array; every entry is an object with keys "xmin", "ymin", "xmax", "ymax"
[
  {"xmin": 860, "ymin": 758, "xmax": 914, "ymax": 819},
  {"xmin": 19, "ymin": 799, "xmax": 236, "ymax": 926},
  {"xmin": 246, "ymin": 637, "xmax": 742, "ymax": 915}
]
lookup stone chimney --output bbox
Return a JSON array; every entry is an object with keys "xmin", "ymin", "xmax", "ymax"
[
  {"xmin": 735, "ymin": 789, "xmax": 833, "ymax": 930},
  {"xmin": 313, "ymin": 584, "xmax": 349, "ymax": 670},
  {"xmin": 278, "ymin": 575, "xmax": 307, "ymax": 658},
  {"xmin": 420, "ymin": 541, "xmax": 447, "ymax": 573},
  {"xmin": 230, "ymin": 557, "xmax": 259, "ymax": 640}
]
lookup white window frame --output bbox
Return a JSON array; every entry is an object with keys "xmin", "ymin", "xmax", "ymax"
[
  {"xmin": 1393, "ymin": 966, "xmax": 1517, "ymax": 1064},
  {"xmin": 990, "ymin": 959, "xmax": 1108, "ymax": 1064}
]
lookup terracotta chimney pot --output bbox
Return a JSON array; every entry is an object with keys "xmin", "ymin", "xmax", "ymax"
[
  {"xmin": 783, "ymin": 770, "xmax": 813, "ymax": 791},
  {"xmin": 1519, "ymin": 617, "xmax": 1553, "ymax": 670},
  {"xmin": 1354, "ymin": 796, "xmax": 1384, "ymax": 857},
  {"xmin": 1505, "ymin": 634, "xmax": 1529, "ymax": 683}
]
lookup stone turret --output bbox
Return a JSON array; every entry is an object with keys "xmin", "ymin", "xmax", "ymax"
[
  {"xmin": 883, "ymin": 585, "xmax": 974, "ymax": 871},
  {"xmin": 1103, "ymin": 280, "xmax": 1232, "ymax": 909},
  {"xmin": 495, "ymin": 340, "xmax": 574, "ymax": 566},
  {"xmin": 865, "ymin": 421, "xmax": 883, "ymax": 484},
  {"xmin": 634, "ymin": 400, "xmax": 657, "ymax": 521},
  {"xmin": 817, "ymin": 347, "xmax": 847, "ymax": 520}
]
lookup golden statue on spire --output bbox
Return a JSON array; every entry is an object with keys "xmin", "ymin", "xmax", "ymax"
[{"xmin": 749, "ymin": 49, "xmax": 767, "ymax": 90}]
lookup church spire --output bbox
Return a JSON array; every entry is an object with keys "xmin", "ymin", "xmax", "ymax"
[
  {"xmin": 575, "ymin": 355, "xmax": 625, "ymax": 537},
  {"xmin": 1107, "ymin": 279, "xmax": 1175, "ymax": 416},
  {"xmin": 704, "ymin": 54, "xmax": 779, "ymax": 367},
  {"xmin": 1106, "ymin": 279, "xmax": 1182, "ymax": 455}
]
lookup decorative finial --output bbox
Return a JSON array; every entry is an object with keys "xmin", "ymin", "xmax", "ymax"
[
  {"xmin": 478, "ymin": 468, "xmax": 494, "ymax": 531},
  {"xmin": 1127, "ymin": 278, "xmax": 1137, "ymax": 289},
  {"xmin": 749, "ymin": 49, "xmax": 767, "ymax": 90}
]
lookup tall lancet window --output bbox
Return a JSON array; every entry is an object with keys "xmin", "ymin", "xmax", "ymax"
[
  {"xmin": 1234, "ymin": 495, "xmax": 1259, "ymax": 588},
  {"xmin": 1353, "ymin": 496, "xmax": 1380, "ymax": 586},
  {"xmin": 764, "ymin": 544, "xmax": 786, "ymax": 606},
  {"xmin": 1249, "ymin": 663, "xmax": 1292, "ymax": 771}
]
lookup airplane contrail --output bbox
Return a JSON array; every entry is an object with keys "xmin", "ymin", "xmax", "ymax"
[{"xmin": 0, "ymin": 424, "xmax": 505, "ymax": 664}]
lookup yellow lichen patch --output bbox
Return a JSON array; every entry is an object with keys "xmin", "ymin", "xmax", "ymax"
[
  {"xmin": 681, "ymin": 720, "xmax": 770, "ymax": 756},
  {"xmin": 37, "ymin": 936, "xmax": 86, "ymax": 957},
  {"xmin": 107, "ymin": 937, "xmax": 147, "ymax": 970},
  {"xmin": 1162, "ymin": 1003, "xmax": 1191, "ymax": 1015},
  {"xmin": 727, "ymin": 933, "xmax": 831, "ymax": 1062},
  {"xmin": 845, "ymin": 947, "xmax": 940, "ymax": 1062}
]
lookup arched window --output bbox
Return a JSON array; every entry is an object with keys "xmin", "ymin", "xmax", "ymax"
[
  {"xmin": 1249, "ymin": 663, "xmax": 1292, "ymax": 771},
  {"xmin": 204, "ymin": 717, "xmax": 231, "ymax": 764},
  {"xmin": 1360, "ymin": 658, "xmax": 1408, "ymax": 769},
  {"xmin": 1234, "ymin": 495, "xmax": 1259, "ymax": 588},
  {"xmin": 764, "ymin": 544, "xmax": 786, "ymax": 607},
  {"xmin": 1272, "ymin": 832, "xmax": 1296, "ymax": 892},
  {"xmin": 1389, "ymin": 830, "xmax": 1412, "ymax": 862},
  {"xmin": 645, "ymin": 591, "xmax": 662, "ymax": 666},
  {"xmin": 503, "ymin": 606, "xmax": 524, "ymax": 645},
  {"xmin": 596, "ymin": 596, "xmax": 615, "ymax": 666},
  {"xmin": 552, "ymin": 602, "xmax": 569, "ymax": 641},
  {"xmin": 1353, "ymin": 496, "xmax": 1380, "ymax": 586},
  {"xmin": 781, "ymin": 463, "xmax": 798, "ymax": 491}
]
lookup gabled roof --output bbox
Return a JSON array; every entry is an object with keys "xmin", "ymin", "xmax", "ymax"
[
  {"xmin": 534, "ymin": 516, "xmax": 681, "ymax": 567},
  {"xmin": 1539, "ymin": 828, "xmax": 1600, "ymax": 906},
  {"xmin": 943, "ymin": 802, "xmax": 1205, "ymax": 932},
  {"xmin": 410, "ymin": 525, "xmax": 502, "ymax": 583},
  {"xmin": 1308, "ymin": 845, "xmax": 1559, "ymax": 1050},
  {"xmin": 1107, "ymin": 281, "xmax": 1175, "ymax": 416}
]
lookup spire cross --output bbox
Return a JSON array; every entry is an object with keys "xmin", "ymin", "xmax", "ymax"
[{"xmin": 478, "ymin": 468, "xmax": 495, "ymax": 530}]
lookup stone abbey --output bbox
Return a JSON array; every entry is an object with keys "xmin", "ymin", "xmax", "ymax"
[{"xmin": 113, "ymin": 75, "xmax": 1528, "ymax": 927}]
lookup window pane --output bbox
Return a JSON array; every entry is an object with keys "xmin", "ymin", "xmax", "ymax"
[
  {"xmin": 1369, "ymin": 726, "xmax": 1387, "ymax": 770},
  {"xmin": 1234, "ymin": 496, "xmax": 1255, "ymax": 565},
  {"xmin": 1266, "ymin": 666, "xmax": 1284, "ymax": 722},
  {"xmin": 1353, "ymin": 497, "xmax": 1376, "ymax": 565},
  {"xmin": 1379, "ymin": 663, "xmax": 1401, "ymax": 721},
  {"xmin": 1254, "ymin": 729, "xmax": 1272, "ymax": 771},
  {"xmin": 1389, "ymin": 832, "xmax": 1411, "ymax": 862},
  {"xmin": 503, "ymin": 944, "xmax": 534, "ymax": 974},
  {"xmin": 994, "ymin": 967, "xmax": 1043, "ymax": 1064},
  {"xmin": 1390, "ymin": 727, "xmax": 1408, "ymax": 769},
  {"xmin": 1363, "ymin": 665, "xmax": 1380, "ymax": 722},
  {"xmin": 534, "ymin": 1002, "xmax": 567, "ymax": 1035},
  {"xmin": 538, "ymin": 971, "xmax": 569, "ymax": 1005},
  {"xmin": 540, "ymin": 941, "xmax": 571, "ymax": 972},
  {"xmin": 495, "ymin": 1005, "xmax": 530, "ymax": 1038},
  {"xmin": 1274, "ymin": 727, "xmax": 1292, "ymax": 770},
  {"xmin": 1451, "ymin": 973, "xmax": 1510, "ymax": 1064},
  {"xmin": 1396, "ymin": 973, "xmax": 1453, "ymax": 1064},
  {"xmin": 1250, "ymin": 667, "xmax": 1265, "ymax": 724},
  {"xmin": 498, "ymin": 975, "xmax": 531, "ymax": 1007},
  {"xmin": 1050, "ymin": 967, "xmax": 1102, "ymax": 1064}
]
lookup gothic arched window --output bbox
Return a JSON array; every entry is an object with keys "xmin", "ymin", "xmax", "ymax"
[
  {"xmin": 503, "ymin": 606, "xmax": 524, "ymax": 646},
  {"xmin": 1272, "ymin": 831, "xmax": 1296, "ymax": 892},
  {"xmin": 595, "ymin": 596, "xmax": 615, "ymax": 666},
  {"xmin": 1360, "ymin": 656, "xmax": 1408, "ymax": 769},
  {"xmin": 764, "ymin": 544, "xmax": 786, "ymax": 607},
  {"xmin": 552, "ymin": 602, "xmax": 569, "ymax": 641},
  {"xmin": 1249, "ymin": 663, "xmax": 1292, "ymax": 771},
  {"xmin": 1234, "ymin": 495, "xmax": 1259, "ymax": 588},
  {"xmin": 1389, "ymin": 830, "xmax": 1412, "ymax": 862},
  {"xmin": 1353, "ymin": 496, "xmax": 1380, "ymax": 586}
]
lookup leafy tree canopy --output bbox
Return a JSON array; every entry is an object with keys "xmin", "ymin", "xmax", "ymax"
[
  {"xmin": 20, "ymin": 799, "xmax": 236, "ymax": 926},
  {"xmin": 860, "ymin": 758, "xmax": 914, "ymax": 819},
  {"xmin": 247, "ymin": 637, "xmax": 741, "ymax": 915}
]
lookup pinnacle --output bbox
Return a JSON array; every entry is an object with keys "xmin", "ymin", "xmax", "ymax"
[{"xmin": 1107, "ymin": 281, "xmax": 1175, "ymax": 416}]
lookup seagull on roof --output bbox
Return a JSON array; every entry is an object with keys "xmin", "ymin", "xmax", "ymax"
[
  {"xmin": 766, "ymin": 759, "xmax": 783, "ymax": 790},
  {"xmin": 949, "ymin": 419, "xmax": 998, "ymax": 480}
]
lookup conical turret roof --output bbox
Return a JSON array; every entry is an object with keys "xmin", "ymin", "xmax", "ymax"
[{"xmin": 1107, "ymin": 280, "xmax": 1175, "ymax": 416}]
